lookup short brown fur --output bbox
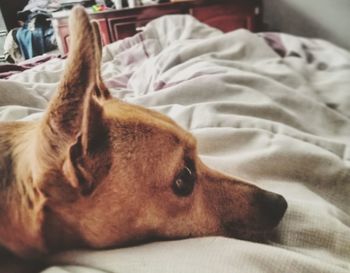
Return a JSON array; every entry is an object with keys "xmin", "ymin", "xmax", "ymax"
[{"xmin": 0, "ymin": 6, "xmax": 287, "ymax": 259}]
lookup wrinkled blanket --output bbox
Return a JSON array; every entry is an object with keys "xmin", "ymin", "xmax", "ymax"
[{"xmin": 0, "ymin": 15, "xmax": 349, "ymax": 273}]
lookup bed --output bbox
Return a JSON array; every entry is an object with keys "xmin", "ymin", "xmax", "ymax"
[{"xmin": 0, "ymin": 15, "xmax": 349, "ymax": 273}]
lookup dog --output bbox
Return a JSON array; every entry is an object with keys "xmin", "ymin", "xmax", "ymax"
[{"xmin": 0, "ymin": 6, "xmax": 287, "ymax": 259}]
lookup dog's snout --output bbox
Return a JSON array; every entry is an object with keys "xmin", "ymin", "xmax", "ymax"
[{"xmin": 256, "ymin": 191, "xmax": 288, "ymax": 227}]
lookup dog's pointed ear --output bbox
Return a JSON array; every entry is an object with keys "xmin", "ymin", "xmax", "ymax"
[
  {"xmin": 37, "ymin": 6, "xmax": 111, "ymax": 195},
  {"xmin": 62, "ymin": 96, "xmax": 110, "ymax": 195},
  {"xmin": 42, "ymin": 6, "xmax": 110, "ymax": 141}
]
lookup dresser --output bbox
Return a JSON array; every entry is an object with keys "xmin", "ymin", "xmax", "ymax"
[{"xmin": 52, "ymin": 0, "xmax": 262, "ymax": 54}]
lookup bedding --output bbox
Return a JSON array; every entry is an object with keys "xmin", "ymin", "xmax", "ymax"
[
  {"xmin": 0, "ymin": 15, "xmax": 349, "ymax": 273},
  {"xmin": 0, "ymin": 54, "xmax": 60, "ymax": 79}
]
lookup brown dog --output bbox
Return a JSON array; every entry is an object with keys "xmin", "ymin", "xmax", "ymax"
[{"xmin": 0, "ymin": 7, "xmax": 287, "ymax": 259}]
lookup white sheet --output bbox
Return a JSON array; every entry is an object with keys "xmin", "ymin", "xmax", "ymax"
[{"xmin": 1, "ymin": 15, "xmax": 349, "ymax": 273}]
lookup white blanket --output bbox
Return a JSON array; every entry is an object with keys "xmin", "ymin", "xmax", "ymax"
[{"xmin": 1, "ymin": 15, "xmax": 349, "ymax": 273}]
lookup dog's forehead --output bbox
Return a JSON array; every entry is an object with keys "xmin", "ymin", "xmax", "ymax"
[{"xmin": 103, "ymin": 100, "xmax": 196, "ymax": 147}]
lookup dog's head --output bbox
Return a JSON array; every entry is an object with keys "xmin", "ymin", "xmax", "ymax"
[{"xmin": 29, "ymin": 7, "xmax": 287, "ymax": 255}]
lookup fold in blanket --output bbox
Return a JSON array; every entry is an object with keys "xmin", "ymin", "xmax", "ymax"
[{"xmin": 1, "ymin": 15, "xmax": 349, "ymax": 273}]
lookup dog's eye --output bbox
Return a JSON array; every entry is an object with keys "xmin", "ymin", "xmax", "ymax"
[{"xmin": 172, "ymin": 167, "xmax": 195, "ymax": 197}]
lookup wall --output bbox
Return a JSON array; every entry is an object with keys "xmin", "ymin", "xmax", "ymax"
[
  {"xmin": 0, "ymin": 10, "xmax": 6, "ymax": 60},
  {"xmin": 263, "ymin": 0, "xmax": 350, "ymax": 50},
  {"xmin": 0, "ymin": 0, "xmax": 27, "ymax": 30}
]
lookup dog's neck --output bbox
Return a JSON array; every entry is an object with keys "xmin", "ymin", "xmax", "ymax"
[{"xmin": 0, "ymin": 122, "xmax": 46, "ymax": 258}]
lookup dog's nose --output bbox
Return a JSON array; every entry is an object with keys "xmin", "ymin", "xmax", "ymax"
[{"xmin": 257, "ymin": 191, "xmax": 288, "ymax": 227}]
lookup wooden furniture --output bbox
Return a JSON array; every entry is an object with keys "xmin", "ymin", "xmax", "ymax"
[{"xmin": 52, "ymin": 0, "xmax": 262, "ymax": 54}]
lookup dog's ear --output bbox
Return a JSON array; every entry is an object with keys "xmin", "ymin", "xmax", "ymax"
[
  {"xmin": 38, "ymin": 6, "xmax": 111, "ymax": 194},
  {"xmin": 62, "ymin": 96, "xmax": 110, "ymax": 195},
  {"xmin": 42, "ymin": 6, "xmax": 110, "ymax": 140}
]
